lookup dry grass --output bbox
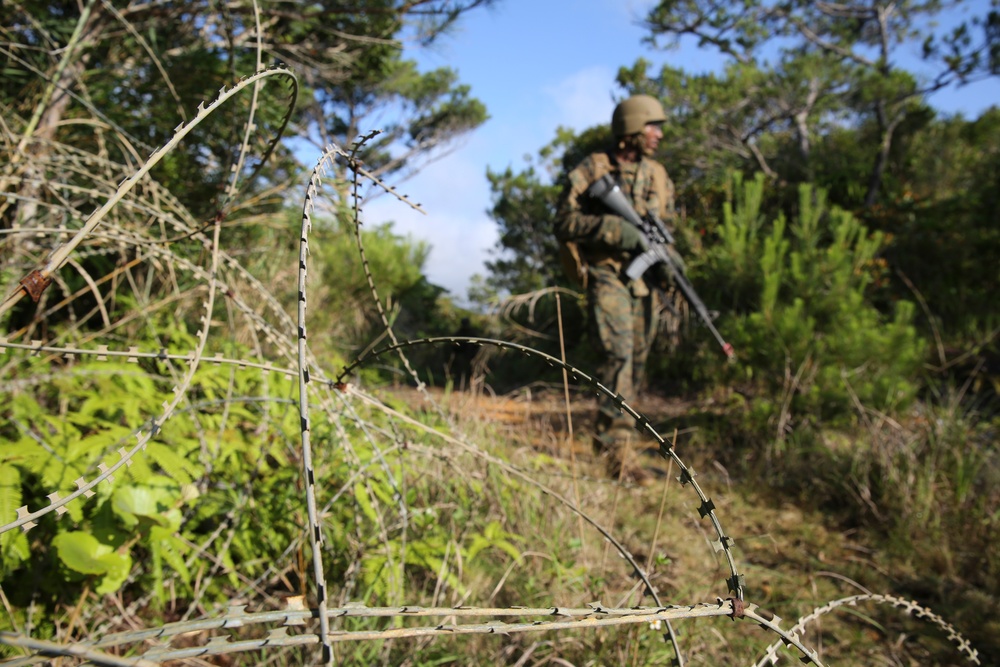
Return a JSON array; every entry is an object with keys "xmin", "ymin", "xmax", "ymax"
[{"xmin": 369, "ymin": 382, "xmax": 979, "ymax": 665}]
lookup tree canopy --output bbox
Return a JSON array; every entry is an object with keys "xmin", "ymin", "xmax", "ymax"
[
  {"xmin": 0, "ymin": 0, "xmax": 494, "ymax": 224},
  {"xmin": 638, "ymin": 0, "xmax": 1000, "ymax": 204}
]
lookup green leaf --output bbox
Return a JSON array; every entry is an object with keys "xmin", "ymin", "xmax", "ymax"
[
  {"xmin": 354, "ymin": 482, "xmax": 379, "ymax": 524},
  {"xmin": 149, "ymin": 525, "xmax": 191, "ymax": 583},
  {"xmin": 466, "ymin": 521, "xmax": 523, "ymax": 562},
  {"xmin": 52, "ymin": 531, "xmax": 132, "ymax": 594},
  {"xmin": 145, "ymin": 441, "xmax": 200, "ymax": 485},
  {"xmin": 112, "ymin": 480, "xmax": 182, "ymax": 530},
  {"xmin": 0, "ymin": 464, "xmax": 21, "ymax": 529},
  {"xmin": 0, "ymin": 464, "xmax": 29, "ymax": 574}
]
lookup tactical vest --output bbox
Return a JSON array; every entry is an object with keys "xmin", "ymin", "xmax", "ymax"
[{"xmin": 560, "ymin": 152, "xmax": 661, "ymax": 289}]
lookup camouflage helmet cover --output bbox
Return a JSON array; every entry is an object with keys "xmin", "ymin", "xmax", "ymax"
[{"xmin": 611, "ymin": 95, "xmax": 666, "ymax": 137}]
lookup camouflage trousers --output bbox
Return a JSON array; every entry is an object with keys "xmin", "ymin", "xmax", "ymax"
[{"xmin": 587, "ymin": 265, "xmax": 659, "ymax": 438}]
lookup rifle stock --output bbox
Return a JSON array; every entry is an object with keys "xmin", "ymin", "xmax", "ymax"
[{"xmin": 587, "ymin": 174, "xmax": 735, "ymax": 360}]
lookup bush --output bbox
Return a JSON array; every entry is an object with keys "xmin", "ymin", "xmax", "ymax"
[{"xmin": 698, "ymin": 174, "xmax": 927, "ymax": 437}]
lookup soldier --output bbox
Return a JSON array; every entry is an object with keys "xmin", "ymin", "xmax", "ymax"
[{"xmin": 555, "ymin": 94, "xmax": 675, "ymax": 485}]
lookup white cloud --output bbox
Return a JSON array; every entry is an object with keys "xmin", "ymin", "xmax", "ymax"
[
  {"xmin": 543, "ymin": 66, "xmax": 619, "ymax": 133},
  {"xmin": 420, "ymin": 213, "xmax": 498, "ymax": 300},
  {"xmin": 360, "ymin": 137, "xmax": 498, "ymax": 301},
  {"xmin": 359, "ymin": 65, "xmax": 629, "ymax": 303}
]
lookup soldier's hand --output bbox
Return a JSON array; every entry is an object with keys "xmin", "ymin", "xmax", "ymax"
[
  {"xmin": 597, "ymin": 216, "xmax": 648, "ymax": 253},
  {"xmin": 620, "ymin": 222, "xmax": 649, "ymax": 253}
]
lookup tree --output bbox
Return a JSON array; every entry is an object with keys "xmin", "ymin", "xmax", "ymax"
[
  {"xmin": 0, "ymin": 0, "xmax": 494, "ymax": 343},
  {"xmin": 0, "ymin": 0, "xmax": 495, "ymax": 225},
  {"xmin": 615, "ymin": 57, "xmax": 821, "ymax": 220},
  {"xmin": 482, "ymin": 163, "xmax": 562, "ymax": 296},
  {"xmin": 481, "ymin": 126, "xmax": 614, "ymax": 299},
  {"xmin": 876, "ymin": 108, "xmax": 1000, "ymax": 343},
  {"xmin": 640, "ymin": 0, "xmax": 1000, "ymax": 205},
  {"xmin": 312, "ymin": 59, "xmax": 490, "ymax": 203},
  {"xmin": 249, "ymin": 0, "xmax": 494, "ymax": 202}
]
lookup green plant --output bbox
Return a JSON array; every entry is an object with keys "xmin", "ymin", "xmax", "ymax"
[{"xmin": 701, "ymin": 174, "xmax": 926, "ymax": 436}]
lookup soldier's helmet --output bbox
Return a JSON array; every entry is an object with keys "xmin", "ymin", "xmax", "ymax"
[{"xmin": 611, "ymin": 95, "xmax": 666, "ymax": 137}]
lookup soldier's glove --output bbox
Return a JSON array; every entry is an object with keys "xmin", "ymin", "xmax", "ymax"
[{"xmin": 596, "ymin": 215, "xmax": 648, "ymax": 254}]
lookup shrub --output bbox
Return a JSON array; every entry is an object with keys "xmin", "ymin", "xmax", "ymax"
[{"xmin": 699, "ymin": 174, "xmax": 927, "ymax": 437}]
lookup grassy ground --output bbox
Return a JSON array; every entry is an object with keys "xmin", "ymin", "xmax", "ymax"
[
  {"xmin": 377, "ymin": 383, "xmax": 990, "ymax": 666},
  {"xmin": 7, "ymin": 377, "xmax": 982, "ymax": 666}
]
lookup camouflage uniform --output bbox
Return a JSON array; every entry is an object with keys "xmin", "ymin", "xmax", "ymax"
[{"xmin": 555, "ymin": 151, "xmax": 675, "ymax": 446}]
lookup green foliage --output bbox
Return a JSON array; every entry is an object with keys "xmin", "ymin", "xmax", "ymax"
[
  {"xmin": 0, "ymin": 0, "xmax": 491, "ymax": 232},
  {"xmin": 0, "ymin": 295, "xmax": 540, "ymax": 636},
  {"xmin": 0, "ymin": 464, "xmax": 29, "ymax": 579},
  {"xmin": 872, "ymin": 108, "xmax": 1000, "ymax": 342},
  {"xmin": 701, "ymin": 173, "xmax": 926, "ymax": 427},
  {"xmin": 638, "ymin": 0, "xmax": 999, "ymax": 205},
  {"xmin": 307, "ymin": 212, "xmax": 468, "ymax": 383},
  {"xmin": 483, "ymin": 163, "xmax": 563, "ymax": 296},
  {"xmin": 317, "ymin": 216, "xmax": 431, "ymax": 322},
  {"xmin": 466, "ymin": 519, "xmax": 523, "ymax": 562},
  {"xmin": 52, "ymin": 531, "xmax": 132, "ymax": 595},
  {"xmin": 0, "ymin": 327, "xmax": 301, "ymax": 609}
]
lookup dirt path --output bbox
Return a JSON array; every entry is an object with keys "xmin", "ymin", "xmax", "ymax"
[{"xmin": 386, "ymin": 383, "xmax": 697, "ymax": 456}]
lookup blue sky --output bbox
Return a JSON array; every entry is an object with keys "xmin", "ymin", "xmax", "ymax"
[{"xmin": 361, "ymin": 0, "xmax": 1000, "ymax": 304}]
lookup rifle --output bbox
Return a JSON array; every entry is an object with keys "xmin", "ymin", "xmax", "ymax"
[{"xmin": 587, "ymin": 174, "xmax": 735, "ymax": 360}]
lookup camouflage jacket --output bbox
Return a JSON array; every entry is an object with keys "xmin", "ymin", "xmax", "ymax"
[{"xmin": 555, "ymin": 151, "xmax": 675, "ymax": 274}]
